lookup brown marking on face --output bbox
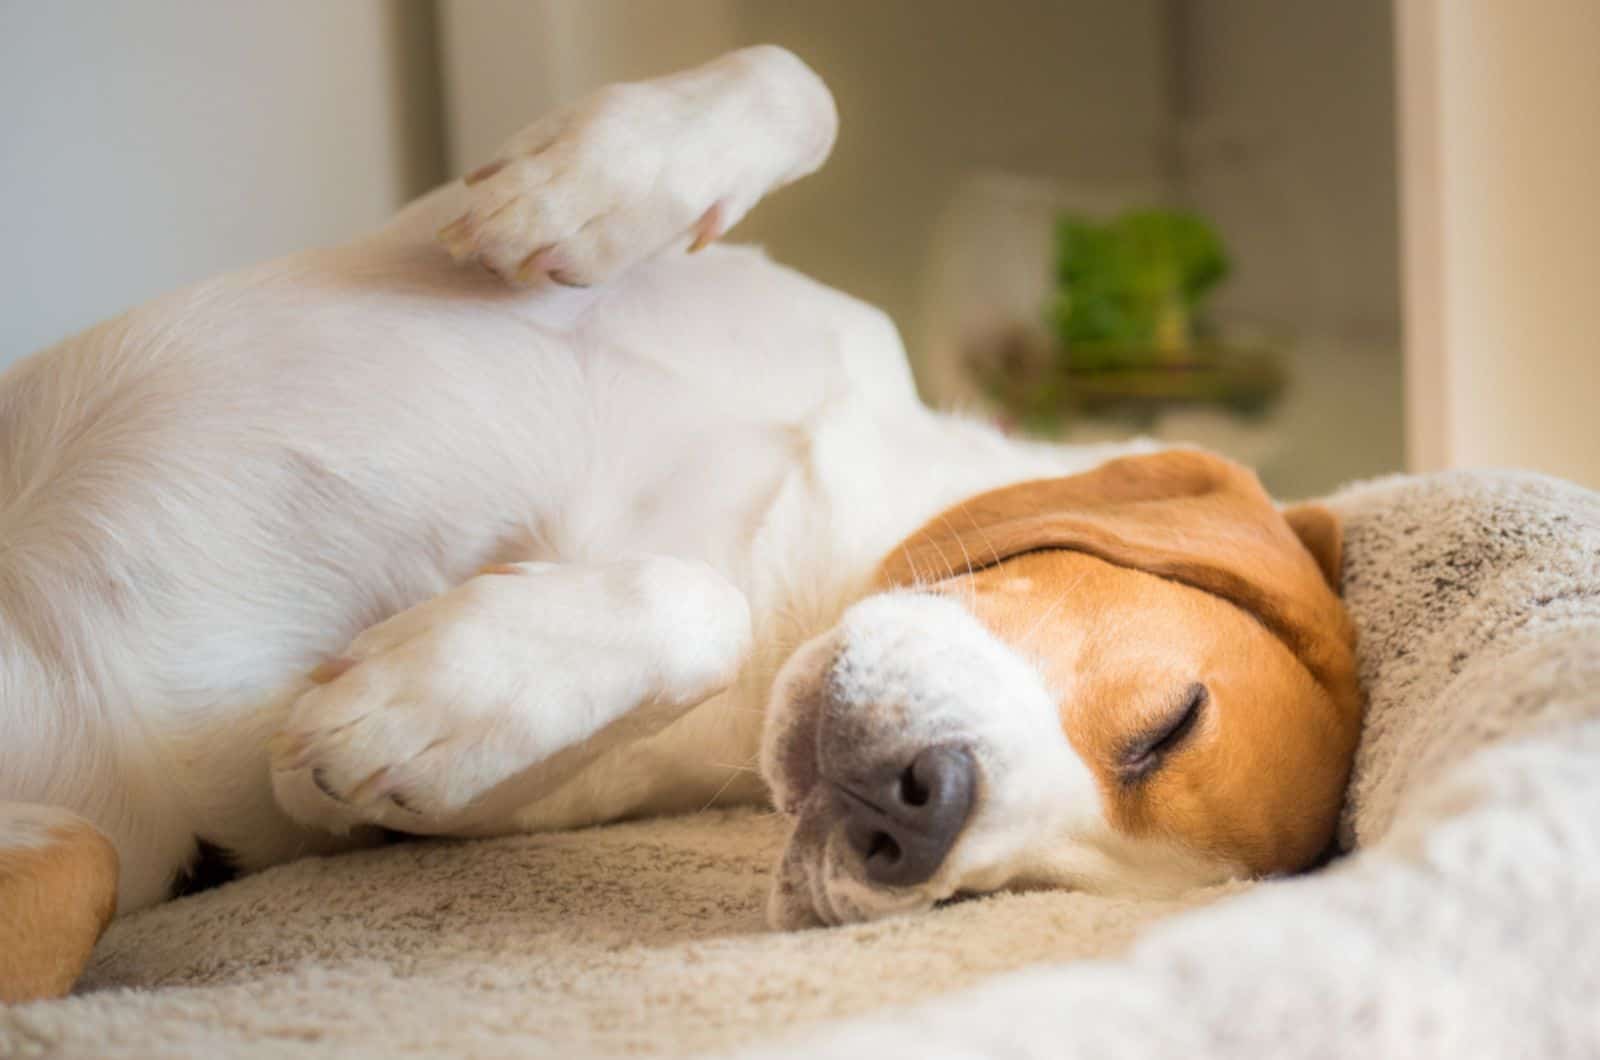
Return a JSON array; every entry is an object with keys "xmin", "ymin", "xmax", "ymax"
[
  {"xmin": 943, "ymin": 550, "xmax": 1350, "ymax": 872},
  {"xmin": 876, "ymin": 450, "xmax": 1362, "ymax": 876},
  {"xmin": 0, "ymin": 817, "xmax": 119, "ymax": 1002}
]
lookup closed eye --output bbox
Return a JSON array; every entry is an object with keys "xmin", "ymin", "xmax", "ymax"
[{"xmin": 1118, "ymin": 682, "xmax": 1208, "ymax": 782}]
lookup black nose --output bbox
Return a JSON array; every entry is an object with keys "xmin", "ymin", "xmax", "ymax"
[{"xmin": 837, "ymin": 744, "xmax": 977, "ymax": 887}]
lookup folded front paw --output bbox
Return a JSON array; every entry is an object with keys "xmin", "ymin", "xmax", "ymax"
[
  {"xmin": 269, "ymin": 572, "xmax": 555, "ymax": 832},
  {"xmin": 269, "ymin": 557, "xmax": 753, "ymax": 835}
]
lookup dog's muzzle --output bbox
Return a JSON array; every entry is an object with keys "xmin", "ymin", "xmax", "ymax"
[{"xmin": 762, "ymin": 591, "xmax": 1072, "ymax": 928}]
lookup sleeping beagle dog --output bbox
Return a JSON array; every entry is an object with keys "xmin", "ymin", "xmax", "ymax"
[{"xmin": 0, "ymin": 46, "xmax": 1360, "ymax": 1000}]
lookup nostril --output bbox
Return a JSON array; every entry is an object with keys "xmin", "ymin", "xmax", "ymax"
[
  {"xmin": 846, "ymin": 817, "xmax": 906, "ymax": 872},
  {"xmin": 898, "ymin": 764, "xmax": 930, "ymax": 807},
  {"xmin": 865, "ymin": 830, "xmax": 901, "ymax": 865}
]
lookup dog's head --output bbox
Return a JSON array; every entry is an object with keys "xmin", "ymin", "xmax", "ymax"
[{"xmin": 761, "ymin": 449, "xmax": 1361, "ymax": 927}]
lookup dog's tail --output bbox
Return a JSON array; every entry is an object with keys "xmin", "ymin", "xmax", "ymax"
[{"xmin": 0, "ymin": 802, "xmax": 119, "ymax": 1002}]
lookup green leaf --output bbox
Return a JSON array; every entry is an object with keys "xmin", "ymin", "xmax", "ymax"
[{"xmin": 1050, "ymin": 207, "xmax": 1230, "ymax": 360}]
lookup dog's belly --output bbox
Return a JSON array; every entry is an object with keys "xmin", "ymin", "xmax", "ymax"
[
  {"xmin": 543, "ymin": 245, "xmax": 919, "ymax": 556},
  {"xmin": 0, "ymin": 239, "xmax": 919, "ymax": 898},
  {"xmin": 5, "ymin": 240, "xmax": 913, "ymax": 690}
]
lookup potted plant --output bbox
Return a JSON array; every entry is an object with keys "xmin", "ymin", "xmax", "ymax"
[{"xmin": 967, "ymin": 207, "xmax": 1285, "ymax": 433}]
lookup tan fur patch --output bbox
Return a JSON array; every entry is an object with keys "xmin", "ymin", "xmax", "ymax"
[{"xmin": 0, "ymin": 817, "xmax": 119, "ymax": 1002}]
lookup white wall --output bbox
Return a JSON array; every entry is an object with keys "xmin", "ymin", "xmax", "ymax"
[
  {"xmin": 0, "ymin": 1, "xmax": 439, "ymax": 365},
  {"xmin": 1398, "ymin": 0, "xmax": 1600, "ymax": 490}
]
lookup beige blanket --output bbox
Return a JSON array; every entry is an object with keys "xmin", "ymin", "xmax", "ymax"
[{"xmin": 3, "ymin": 468, "xmax": 1597, "ymax": 1059}]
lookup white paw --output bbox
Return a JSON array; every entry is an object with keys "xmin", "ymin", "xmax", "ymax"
[
  {"xmin": 270, "ymin": 567, "xmax": 560, "ymax": 832},
  {"xmin": 438, "ymin": 46, "xmax": 836, "ymax": 287},
  {"xmin": 270, "ymin": 558, "xmax": 752, "ymax": 834}
]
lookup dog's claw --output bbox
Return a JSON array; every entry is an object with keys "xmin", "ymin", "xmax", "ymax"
[
  {"xmin": 547, "ymin": 269, "xmax": 589, "ymax": 289},
  {"xmin": 310, "ymin": 767, "xmax": 340, "ymax": 802},
  {"xmin": 689, "ymin": 200, "xmax": 726, "ymax": 253},
  {"xmin": 437, "ymin": 216, "xmax": 471, "ymax": 253},
  {"xmin": 310, "ymin": 656, "xmax": 359, "ymax": 685},
  {"xmin": 464, "ymin": 159, "xmax": 507, "ymax": 186},
  {"xmin": 344, "ymin": 766, "xmax": 397, "ymax": 806},
  {"xmin": 272, "ymin": 734, "xmax": 321, "ymax": 772},
  {"xmin": 268, "ymin": 730, "xmax": 305, "ymax": 767},
  {"xmin": 513, "ymin": 246, "xmax": 562, "ymax": 286},
  {"xmin": 477, "ymin": 563, "xmax": 528, "ymax": 577}
]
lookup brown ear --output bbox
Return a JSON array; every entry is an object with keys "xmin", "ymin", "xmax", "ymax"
[
  {"xmin": 1282, "ymin": 502, "xmax": 1343, "ymax": 591},
  {"xmin": 879, "ymin": 449, "xmax": 1359, "ymax": 713}
]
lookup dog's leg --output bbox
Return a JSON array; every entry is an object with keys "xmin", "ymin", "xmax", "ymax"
[
  {"xmin": 0, "ymin": 804, "xmax": 119, "ymax": 1002},
  {"xmin": 269, "ymin": 557, "xmax": 751, "ymax": 836},
  {"xmin": 429, "ymin": 45, "xmax": 837, "ymax": 287}
]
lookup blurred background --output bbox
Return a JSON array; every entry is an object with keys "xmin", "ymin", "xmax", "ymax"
[{"xmin": 2, "ymin": 2, "xmax": 1594, "ymax": 494}]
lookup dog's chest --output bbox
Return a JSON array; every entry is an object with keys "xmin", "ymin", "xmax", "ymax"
[{"xmin": 507, "ymin": 403, "xmax": 928, "ymax": 829}]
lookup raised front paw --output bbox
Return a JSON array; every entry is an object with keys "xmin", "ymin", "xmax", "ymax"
[
  {"xmin": 270, "ymin": 557, "xmax": 752, "ymax": 835},
  {"xmin": 437, "ymin": 46, "xmax": 836, "ymax": 288}
]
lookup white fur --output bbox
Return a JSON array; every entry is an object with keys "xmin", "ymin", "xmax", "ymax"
[{"xmin": 0, "ymin": 46, "xmax": 1206, "ymax": 924}]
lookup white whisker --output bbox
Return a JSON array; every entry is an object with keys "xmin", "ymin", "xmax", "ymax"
[
  {"xmin": 936, "ymin": 513, "xmax": 980, "ymax": 609},
  {"xmin": 1018, "ymin": 567, "xmax": 1092, "ymax": 649},
  {"xmin": 957, "ymin": 502, "xmax": 1005, "ymax": 572}
]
